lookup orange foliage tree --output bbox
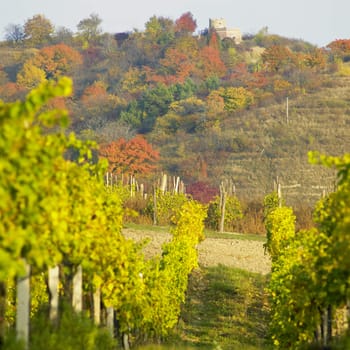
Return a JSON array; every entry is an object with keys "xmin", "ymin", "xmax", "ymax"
[
  {"xmin": 228, "ymin": 63, "xmax": 269, "ymax": 90},
  {"xmin": 261, "ymin": 45, "xmax": 295, "ymax": 72},
  {"xmin": 30, "ymin": 43, "xmax": 83, "ymax": 79},
  {"xmin": 0, "ymin": 82, "xmax": 26, "ymax": 102},
  {"xmin": 81, "ymin": 81, "xmax": 108, "ymax": 106},
  {"xmin": 327, "ymin": 39, "xmax": 350, "ymax": 60},
  {"xmin": 145, "ymin": 47, "xmax": 195, "ymax": 85},
  {"xmin": 303, "ymin": 49, "xmax": 327, "ymax": 70},
  {"xmin": 144, "ymin": 34, "xmax": 200, "ymax": 86},
  {"xmin": 99, "ymin": 135, "xmax": 160, "ymax": 175}
]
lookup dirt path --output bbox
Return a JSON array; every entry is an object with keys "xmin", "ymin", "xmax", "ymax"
[{"xmin": 123, "ymin": 229, "xmax": 271, "ymax": 275}]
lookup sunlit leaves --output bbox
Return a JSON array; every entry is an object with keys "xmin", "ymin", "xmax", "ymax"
[
  {"xmin": 267, "ymin": 152, "xmax": 350, "ymax": 348},
  {"xmin": 0, "ymin": 77, "xmax": 74, "ymax": 277},
  {"xmin": 264, "ymin": 206, "xmax": 295, "ymax": 262},
  {"xmin": 142, "ymin": 199, "xmax": 206, "ymax": 337}
]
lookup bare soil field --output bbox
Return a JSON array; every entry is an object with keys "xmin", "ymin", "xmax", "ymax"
[{"xmin": 123, "ymin": 229, "xmax": 271, "ymax": 275}]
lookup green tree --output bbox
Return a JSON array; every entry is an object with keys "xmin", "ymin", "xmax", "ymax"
[
  {"xmin": 139, "ymin": 83, "xmax": 174, "ymax": 132},
  {"xmin": 77, "ymin": 13, "xmax": 103, "ymax": 47},
  {"xmin": 144, "ymin": 16, "xmax": 175, "ymax": 46},
  {"xmin": 206, "ymin": 194, "xmax": 243, "ymax": 231},
  {"xmin": 156, "ymin": 97, "xmax": 206, "ymax": 134}
]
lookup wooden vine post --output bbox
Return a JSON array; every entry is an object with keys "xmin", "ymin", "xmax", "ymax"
[
  {"xmin": 277, "ymin": 182, "xmax": 282, "ymax": 207},
  {"xmin": 219, "ymin": 181, "xmax": 227, "ymax": 233},
  {"xmin": 0, "ymin": 282, "xmax": 6, "ymax": 345},
  {"xmin": 160, "ymin": 173, "xmax": 167, "ymax": 193},
  {"xmin": 153, "ymin": 184, "xmax": 157, "ymax": 225}
]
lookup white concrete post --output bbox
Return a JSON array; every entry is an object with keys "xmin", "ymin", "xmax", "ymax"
[
  {"xmin": 72, "ymin": 265, "xmax": 82, "ymax": 312},
  {"xmin": 16, "ymin": 262, "xmax": 30, "ymax": 349},
  {"xmin": 48, "ymin": 265, "xmax": 59, "ymax": 322},
  {"xmin": 106, "ymin": 307, "xmax": 114, "ymax": 337},
  {"xmin": 93, "ymin": 287, "xmax": 101, "ymax": 325}
]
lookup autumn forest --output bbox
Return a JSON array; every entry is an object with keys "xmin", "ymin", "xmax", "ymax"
[{"xmin": 1, "ymin": 12, "xmax": 350, "ymax": 205}]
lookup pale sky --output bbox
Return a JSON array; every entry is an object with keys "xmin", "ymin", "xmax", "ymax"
[{"xmin": 0, "ymin": 0, "xmax": 349, "ymax": 47}]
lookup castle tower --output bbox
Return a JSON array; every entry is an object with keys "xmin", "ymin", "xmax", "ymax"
[{"xmin": 209, "ymin": 18, "xmax": 242, "ymax": 44}]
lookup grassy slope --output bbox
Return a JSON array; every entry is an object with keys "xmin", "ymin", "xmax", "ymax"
[
  {"xmin": 127, "ymin": 224, "xmax": 272, "ymax": 350},
  {"xmin": 222, "ymin": 76, "xmax": 350, "ymax": 205},
  {"xmin": 178, "ymin": 266, "xmax": 271, "ymax": 350},
  {"xmin": 154, "ymin": 75, "xmax": 350, "ymax": 206},
  {"xmin": 136, "ymin": 266, "xmax": 272, "ymax": 350}
]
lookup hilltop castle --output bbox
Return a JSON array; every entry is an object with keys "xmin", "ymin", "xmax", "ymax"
[{"xmin": 209, "ymin": 18, "xmax": 242, "ymax": 44}]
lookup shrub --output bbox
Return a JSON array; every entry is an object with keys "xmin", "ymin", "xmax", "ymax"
[
  {"xmin": 205, "ymin": 195, "xmax": 243, "ymax": 232},
  {"xmin": 146, "ymin": 191, "xmax": 188, "ymax": 226}
]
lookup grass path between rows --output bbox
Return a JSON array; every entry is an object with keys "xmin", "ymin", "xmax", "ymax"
[{"xmin": 126, "ymin": 224, "xmax": 273, "ymax": 350}]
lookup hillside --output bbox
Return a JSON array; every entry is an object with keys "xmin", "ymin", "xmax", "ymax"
[
  {"xmin": 151, "ymin": 75, "xmax": 350, "ymax": 205},
  {"xmin": 1, "ymin": 13, "xmax": 350, "ymax": 207}
]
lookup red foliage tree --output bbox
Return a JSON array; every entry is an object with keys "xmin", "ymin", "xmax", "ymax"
[
  {"xmin": 199, "ymin": 46, "xmax": 227, "ymax": 79},
  {"xmin": 228, "ymin": 63, "xmax": 269, "ymax": 89},
  {"xmin": 175, "ymin": 12, "xmax": 197, "ymax": 34},
  {"xmin": 99, "ymin": 135, "xmax": 160, "ymax": 175},
  {"xmin": 208, "ymin": 32, "xmax": 220, "ymax": 50}
]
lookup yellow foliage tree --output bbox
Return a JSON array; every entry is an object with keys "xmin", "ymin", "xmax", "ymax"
[
  {"xmin": 218, "ymin": 86, "xmax": 254, "ymax": 111},
  {"xmin": 16, "ymin": 62, "xmax": 47, "ymax": 89}
]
